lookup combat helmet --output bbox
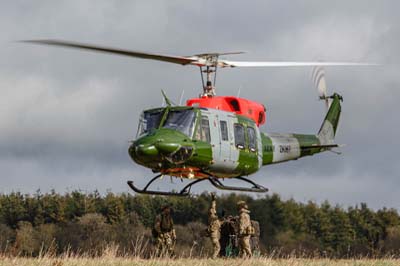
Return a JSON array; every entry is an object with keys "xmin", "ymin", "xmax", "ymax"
[{"xmin": 237, "ymin": 200, "xmax": 249, "ymax": 210}]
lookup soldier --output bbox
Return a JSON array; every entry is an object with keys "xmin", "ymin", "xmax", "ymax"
[
  {"xmin": 237, "ymin": 200, "xmax": 253, "ymax": 258},
  {"xmin": 208, "ymin": 192, "xmax": 221, "ymax": 259},
  {"xmin": 153, "ymin": 205, "xmax": 176, "ymax": 256}
]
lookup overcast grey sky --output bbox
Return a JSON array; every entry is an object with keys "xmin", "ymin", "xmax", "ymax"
[{"xmin": 0, "ymin": 1, "xmax": 399, "ymax": 209}]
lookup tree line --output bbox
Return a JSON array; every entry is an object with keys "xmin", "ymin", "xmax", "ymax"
[{"xmin": 0, "ymin": 190, "xmax": 399, "ymax": 257}]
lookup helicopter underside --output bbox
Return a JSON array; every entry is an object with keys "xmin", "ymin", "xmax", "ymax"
[
  {"xmin": 159, "ymin": 165, "xmax": 244, "ymax": 179},
  {"xmin": 160, "ymin": 167, "xmax": 210, "ymax": 179}
]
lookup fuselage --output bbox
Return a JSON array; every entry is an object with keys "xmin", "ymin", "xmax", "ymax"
[{"xmin": 129, "ymin": 105, "xmax": 330, "ymax": 179}]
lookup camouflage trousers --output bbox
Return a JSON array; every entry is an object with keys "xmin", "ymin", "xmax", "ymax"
[
  {"xmin": 156, "ymin": 231, "xmax": 175, "ymax": 256},
  {"xmin": 210, "ymin": 231, "xmax": 220, "ymax": 259},
  {"xmin": 238, "ymin": 235, "xmax": 252, "ymax": 258}
]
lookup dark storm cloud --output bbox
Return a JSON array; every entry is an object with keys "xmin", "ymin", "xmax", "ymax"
[{"xmin": 0, "ymin": 1, "xmax": 399, "ymax": 209}]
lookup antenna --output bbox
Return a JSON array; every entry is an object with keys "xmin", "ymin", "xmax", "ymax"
[
  {"xmin": 237, "ymin": 86, "xmax": 242, "ymax": 98},
  {"xmin": 179, "ymin": 89, "xmax": 185, "ymax": 106},
  {"xmin": 161, "ymin": 90, "xmax": 172, "ymax": 106},
  {"xmin": 161, "ymin": 94, "xmax": 166, "ymax": 107}
]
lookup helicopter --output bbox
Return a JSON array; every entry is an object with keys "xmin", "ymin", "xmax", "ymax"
[{"xmin": 22, "ymin": 39, "xmax": 374, "ymax": 196}]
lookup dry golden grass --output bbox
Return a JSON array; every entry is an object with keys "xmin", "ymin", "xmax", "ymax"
[
  {"xmin": 1, "ymin": 256, "xmax": 399, "ymax": 266},
  {"xmin": 1, "ymin": 244, "xmax": 398, "ymax": 266},
  {"xmin": 0, "ymin": 257, "xmax": 399, "ymax": 266}
]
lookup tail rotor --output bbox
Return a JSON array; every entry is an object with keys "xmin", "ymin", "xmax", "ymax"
[{"xmin": 311, "ymin": 66, "xmax": 330, "ymax": 110}]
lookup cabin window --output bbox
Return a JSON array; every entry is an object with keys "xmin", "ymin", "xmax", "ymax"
[
  {"xmin": 234, "ymin": 123, "xmax": 245, "ymax": 149},
  {"xmin": 247, "ymin": 127, "xmax": 257, "ymax": 152},
  {"xmin": 220, "ymin": 120, "xmax": 229, "ymax": 141},
  {"xmin": 197, "ymin": 116, "xmax": 211, "ymax": 143}
]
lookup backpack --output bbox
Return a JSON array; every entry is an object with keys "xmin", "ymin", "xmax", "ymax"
[{"xmin": 152, "ymin": 227, "xmax": 159, "ymax": 238}]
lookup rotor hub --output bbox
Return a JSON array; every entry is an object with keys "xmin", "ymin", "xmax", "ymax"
[{"xmin": 199, "ymin": 64, "xmax": 218, "ymax": 97}]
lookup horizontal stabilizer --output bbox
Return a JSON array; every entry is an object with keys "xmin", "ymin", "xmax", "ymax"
[{"xmin": 301, "ymin": 144, "xmax": 342, "ymax": 150}]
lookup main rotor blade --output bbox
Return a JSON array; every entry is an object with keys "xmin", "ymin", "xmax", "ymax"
[
  {"xmin": 21, "ymin": 40, "xmax": 379, "ymax": 69},
  {"xmin": 21, "ymin": 39, "xmax": 197, "ymax": 66},
  {"xmin": 221, "ymin": 60, "xmax": 378, "ymax": 68}
]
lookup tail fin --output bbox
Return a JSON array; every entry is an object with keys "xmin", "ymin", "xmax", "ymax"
[{"xmin": 318, "ymin": 93, "xmax": 343, "ymax": 144}]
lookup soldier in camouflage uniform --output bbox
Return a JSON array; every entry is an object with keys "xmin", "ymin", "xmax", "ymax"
[
  {"xmin": 208, "ymin": 193, "xmax": 221, "ymax": 259},
  {"xmin": 237, "ymin": 200, "xmax": 253, "ymax": 258},
  {"xmin": 153, "ymin": 205, "xmax": 176, "ymax": 256}
]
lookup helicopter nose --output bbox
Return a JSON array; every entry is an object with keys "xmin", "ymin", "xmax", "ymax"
[
  {"xmin": 129, "ymin": 139, "xmax": 193, "ymax": 165},
  {"xmin": 134, "ymin": 144, "xmax": 159, "ymax": 156},
  {"xmin": 129, "ymin": 141, "xmax": 181, "ymax": 161},
  {"xmin": 154, "ymin": 142, "xmax": 180, "ymax": 154}
]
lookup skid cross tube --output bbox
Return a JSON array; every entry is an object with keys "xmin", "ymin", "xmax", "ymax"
[
  {"xmin": 127, "ymin": 176, "xmax": 210, "ymax": 197},
  {"xmin": 208, "ymin": 176, "xmax": 268, "ymax": 193}
]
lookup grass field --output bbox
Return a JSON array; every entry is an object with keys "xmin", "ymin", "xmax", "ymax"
[{"xmin": 1, "ymin": 257, "xmax": 399, "ymax": 266}]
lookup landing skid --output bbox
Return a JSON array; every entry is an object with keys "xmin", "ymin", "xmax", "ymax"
[
  {"xmin": 208, "ymin": 176, "xmax": 268, "ymax": 193},
  {"xmin": 127, "ymin": 175, "xmax": 268, "ymax": 196}
]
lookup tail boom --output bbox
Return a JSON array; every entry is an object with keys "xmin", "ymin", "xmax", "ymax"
[{"xmin": 261, "ymin": 93, "xmax": 343, "ymax": 165}]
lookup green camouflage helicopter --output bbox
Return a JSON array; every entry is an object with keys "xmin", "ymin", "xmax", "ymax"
[{"xmin": 23, "ymin": 40, "xmax": 373, "ymax": 196}]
